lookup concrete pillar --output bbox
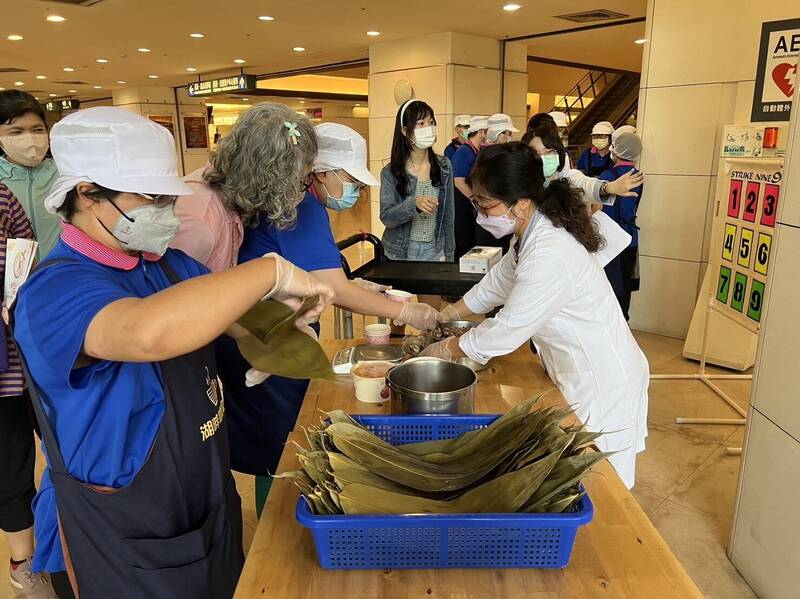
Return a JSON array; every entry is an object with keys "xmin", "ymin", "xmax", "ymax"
[
  {"xmin": 367, "ymin": 32, "xmax": 528, "ymax": 236},
  {"xmin": 112, "ymin": 86, "xmax": 208, "ymax": 176}
]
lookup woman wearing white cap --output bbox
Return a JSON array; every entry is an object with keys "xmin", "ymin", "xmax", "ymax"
[
  {"xmin": 577, "ymin": 121, "xmax": 615, "ymax": 176},
  {"xmin": 11, "ymin": 107, "xmax": 334, "ymax": 599},
  {"xmin": 486, "ymin": 113, "xmax": 519, "ymax": 145}
]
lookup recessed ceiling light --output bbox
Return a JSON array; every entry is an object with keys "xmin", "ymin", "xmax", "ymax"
[
  {"xmin": 7, "ymin": 35, "xmax": 23, "ymax": 41},
  {"xmin": 46, "ymin": 15, "xmax": 66, "ymax": 22},
  {"xmin": 36, "ymin": 75, "xmax": 47, "ymax": 80},
  {"xmin": 234, "ymin": 59, "xmax": 246, "ymax": 64},
  {"xmin": 258, "ymin": 15, "xmax": 275, "ymax": 21},
  {"xmin": 0, "ymin": 87, "xmax": 6, "ymax": 91},
  {"xmin": 366, "ymin": 31, "xmax": 380, "ymax": 37},
  {"xmin": 355, "ymin": 103, "xmax": 361, "ymax": 107},
  {"xmin": 14, "ymin": 81, "xmax": 24, "ymax": 86},
  {"xmin": 299, "ymin": 100, "xmax": 305, "ymax": 104},
  {"xmin": 93, "ymin": 85, "xmax": 102, "ymax": 89},
  {"xmin": 242, "ymin": 98, "xmax": 249, "ymax": 102},
  {"xmin": 63, "ymin": 67, "xmax": 75, "ymax": 72},
  {"xmin": 49, "ymin": 93, "xmax": 57, "ymax": 97},
  {"xmin": 293, "ymin": 47, "xmax": 306, "ymax": 52},
  {"xmin": 502, "ymin": 3, "xmax": 522, "ymax": 11},
  {"xmin": 634, "ymin": 38, "xmax": 649, "ymax": 45},
  {"xmin": 190, "ymin": 33, "xmax": 204, "ymax": 38},
  {"xmin": 186, "ymin": 67, "xmax": 197, "ymax": 72},
  {"xmin": 116, "ymin": 80, "xmax": 126, "ymax": 84},
  {"xmin": 68, "ymin": 89, "xmax": 77, "ymax": 93},
  {"xmin": 96, "ymin": 58, "xmax": 108, "ymax": 63},
  {"xmin": 148, "ymin": 74, "xmax": 158, "ymax": 79},
  {"xmin": 138, "ymin": 48, "xmax": 151, "ymax": 53}
]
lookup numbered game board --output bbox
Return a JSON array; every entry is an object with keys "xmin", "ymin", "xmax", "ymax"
[{"xmin": 714, "ymin": 159, "xmax": 781, "ymax": 324}]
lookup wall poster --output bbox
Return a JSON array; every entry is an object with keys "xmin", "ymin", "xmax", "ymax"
[
  {"xmin": 751, "ymin": 19, "xmax": 800, "ymax": 122},
  {"xmin": 183, "ymin": 115, "xmax": 209, "ymax": 150},
  {"xmin": 147, "ymin": 114, "xmax": 176, "ymax": 139}
]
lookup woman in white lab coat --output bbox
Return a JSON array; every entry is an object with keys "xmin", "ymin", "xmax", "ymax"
[{"xmin": 422, "ymin": 142, "xmax": 649, "ymax": 489}]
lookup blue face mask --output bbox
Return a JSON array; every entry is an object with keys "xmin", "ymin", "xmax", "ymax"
[{"xmin": 323, "ymin": 172, "xmax": 361, "ymax": 211}]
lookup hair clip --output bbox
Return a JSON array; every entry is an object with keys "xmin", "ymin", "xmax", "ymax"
[{"xmin": 284, "ymin": 121, "xmax": 301, "ymax": 145}]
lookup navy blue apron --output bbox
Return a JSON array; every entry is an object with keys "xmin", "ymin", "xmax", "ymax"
[{"xmin": 16, "ymin": 257, "xmax": 243, "ymax": 599}]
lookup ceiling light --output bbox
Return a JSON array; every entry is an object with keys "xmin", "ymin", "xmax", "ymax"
[
  {"xmin": 634, "ymin": 38, "xmax": 648, "ymax": 44},
  {"xmin": 116, "ymin": 80, "xmax": 126, "ymax": 84},
  {"xmin": 355, "ymin": 103, "xmax": 361, "ymax": 107},
  {"xmin": 46, "ymin": 15, "xmax": 66, "ymax": 23},
  {"xmin": 96, "ymin": 58, "xmax": 109, "ymax": 63},
  {"xmin": 34, "ymin": 96, "xmax": 39, "ymax": 100},
  {"xmin": 63, "ymin": 67, "xmax": 75, "ymax": 72},
  {"xmin": 502, "ymin": 3, "xmax": 522, "ymax": 11},
  {"xmin": 258, "ymin": 15, "xmax": 275, "ymax": 21},
  {"xmin": 49, "ymin": 93, "xmax": 57, "ymax": 97},
  {"xmin": 14, "ymin": 81, "xmax": 24, "ymax": 86},
  {"xmin": 93, "ymin": 85, "xmax": 102, "ymax": 89},
  {"xmin": 299, "ymin": 100, "xmax": 305, "ymax": 104},
  {"xmin": 186, "ymin": 67, "xmax": 197, "ymax": 72},
  {"xmin": 366, "ymin": 31, "xmax": 380, "ymax": 37},
  {"xmin": 234, "ymin": 59, "xmax": 246, "ymax": 64},
  {"xmin": 138, "ymin": 48, "xmax": 151, "ymax": 53},
  {"xmin": 242, "ymin": 98, "xmax": 249, "ymax": 102},
  {"xmin": 36, "ymin": 75, "xmax": 47, "ymax": 80},
  {"xmin": 190, "ymin": 33, "xmax": 204, "ymax": 38},
  {"xmin": 293, "ymin": 47, "xmax": 306, "ymax": 52},
  {"xmin": 7, "ymin": 34, "xmax": 23, "ymax": 41},
  {"xmin": 68, "ymin": 89, "xmax": 77, "ymax": 93},
  {"xmin": 148, "ymin": 74, "xmax": 158, "ymax": 79}
]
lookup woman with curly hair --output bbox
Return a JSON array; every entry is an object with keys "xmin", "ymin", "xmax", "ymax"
[
  {"xmin": 172, "ymin": 102, "xmax": 318, "ymax": 271},
  {"xmin": 421, "ymin": 142, "xmax": 649, "ymax": 490}
]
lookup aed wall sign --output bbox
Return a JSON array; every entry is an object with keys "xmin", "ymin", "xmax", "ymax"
[
  {"xmin": 751, "ymin": 18, "xmax": 800, "ymax": 122},
  {"xmin": 188, "ymin": 74, "xmax": 257, "ymax": 97}
]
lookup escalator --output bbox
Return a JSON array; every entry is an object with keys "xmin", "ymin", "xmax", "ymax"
[{"xmin": 565, "ymin": 73, "xmax": 640, "ymax": 147}]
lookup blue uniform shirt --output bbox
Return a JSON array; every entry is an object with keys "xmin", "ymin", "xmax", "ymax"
[
  {"xmin": 13, "ymin": 229, "xmax": 209, "ymax": 573},
  {"xmin": 577, "ymin": 147, "xmax": 613, "ymax": 175},
  {"xmin": 600, "ymin": 162, "xmax": 643, "ymax": 247},
  {"xmin": 238, "ymin": 191, "xmax": 342, "ymax": 271},
  {"xmin": 443, "ymin": 138, "xmax": 462, "ymax": 163},
  {"xmin": 451, "ymin": 140, "xmax": 480, "ymax": 179}
]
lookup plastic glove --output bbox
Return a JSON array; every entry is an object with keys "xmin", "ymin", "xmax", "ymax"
[
  {"xmin": 394, "ymin": 302, "xmax": 439, "ymax": 331},
  {"xmin": 437, "ymin": 304, "xmax": 462, "ymax": 323},
  {"xmin": 352, "ymin": 278, "xmax": 391, "ymax": 293},
  {"xmin": 244, "ymin": 325, "xmax": 318, "ymax": 387},
  {"xmin": 262, "ymin": 253, "xmax": 335, "ymax": 325},
  {"xmin": 419, "ymin": 337, "xmax": 457, "ymax": 361}
]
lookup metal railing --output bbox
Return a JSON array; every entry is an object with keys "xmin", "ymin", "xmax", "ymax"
[{"xmin": 552, "ymin": 70, "xmax": 613, "ymax": 124}]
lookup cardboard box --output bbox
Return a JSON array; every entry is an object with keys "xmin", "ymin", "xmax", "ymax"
[{"xmin": 459, "ymin": 246, "xmax": 503, "ymax": 274}]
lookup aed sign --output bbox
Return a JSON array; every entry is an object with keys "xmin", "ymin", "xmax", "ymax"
[
  {"xmin": 188, "ymin": 74, "xmax": 257, "ymax": 97},
  {"xmin": 752, "ymin": 18, "xmax": 800, "ymax": 122}
]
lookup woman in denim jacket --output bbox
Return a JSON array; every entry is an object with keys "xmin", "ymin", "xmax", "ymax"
[{"xmin": 380, "ymin": 99, "xmax": 455, "ymax": 262}]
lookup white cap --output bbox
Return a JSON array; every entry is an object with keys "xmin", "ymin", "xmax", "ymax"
[
  {"xmin": 487, "ymin": 113, "xmax": 519, "ymax": 133},
  {"xmin": 548, "ymin": 111, "xmax": 568, "ymax": 128},
  {"xmin": 313, "ymin": 122, "xmax": 378, "ymax": 186},
  {"xmin": 591, "ymin": 121, "xmax": 615, "ymax": 136},
  {"xmin": 612, "ymin": 124, "xmax": 636, "ymax": 143},
  {"xmin": 44, "ymin": 107, "xmax": 192, "ymax": 214},
  {"xmin": 454, "ymin": 115, "xmax": 471, "ymax": 127},
  {"xmin": 468, "ymin": 116, "xmax": 489, "ymax": 133}
]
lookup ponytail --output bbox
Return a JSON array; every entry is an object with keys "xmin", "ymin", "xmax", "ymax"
[{"xmin": 536, "ymin": 179, "xmax": 603, "ymax": 253}]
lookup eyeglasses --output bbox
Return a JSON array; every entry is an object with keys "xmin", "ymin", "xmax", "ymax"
[
  {"xmin": 333, "ymin": 170, "xmax": 365, "ymax": 192},
  {"xmin": 470, "ymin": 195, "xmax": 504, "ymax": 217},
  {"xmin": 138, "ymin": 193, "xmax": 177, "ymax": 207}
]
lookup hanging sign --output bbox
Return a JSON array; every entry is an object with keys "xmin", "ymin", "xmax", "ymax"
[
  {"xmin": 188, "ymin": 74, "xmax": 257, "ymax": 97},
  {"xmin": 751, "ymin": 19, "xmax": 800, "ymax": 122},
  {"xmin": 44, "ymin": 99, "xmax": 80, "ymax": 112}
]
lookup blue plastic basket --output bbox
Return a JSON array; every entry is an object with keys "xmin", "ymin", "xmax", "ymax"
[{"xmin": 296, "ymin": 415, "xmax": 594, "ymax": 570}]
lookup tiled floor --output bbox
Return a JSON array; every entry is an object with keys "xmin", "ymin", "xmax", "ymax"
[{"xmin": 0, "ymin": 196, "xmax": 757, "ymax": 598}]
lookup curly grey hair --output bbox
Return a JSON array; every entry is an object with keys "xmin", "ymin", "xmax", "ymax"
[{"xmin": 204, "ymin": 102, "xmax": 318, "ymax": 229}]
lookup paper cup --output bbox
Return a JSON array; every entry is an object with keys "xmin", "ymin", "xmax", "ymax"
[
  {"xmin": 352, "ymin": 361, "xmax": 394, "ymax": 404},
  {"xmin": 364, "ymin": 323, "xmax": 391, "ymax": 345},
  {"xmin": 385, "ymin": 289, "xmax": 413, "ymax": 303}
]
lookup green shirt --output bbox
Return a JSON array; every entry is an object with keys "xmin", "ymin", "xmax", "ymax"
[{"xmin": 0, "ymin": 156, "xmax": 61, "ymax": 259}]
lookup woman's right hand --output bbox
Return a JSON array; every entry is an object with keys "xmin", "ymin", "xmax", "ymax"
[
  {"xmin": 265, "ymin": 254, "xmax": 335, "ymax": 326},
  {"xmin": 415, "ymin": 195, "xmax": 439, "ymax": 214}
]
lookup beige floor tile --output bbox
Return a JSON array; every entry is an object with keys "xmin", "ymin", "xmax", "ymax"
[
  {"xmin": 632, "ymin": 330, "xmax": 684, "ymax": 370},
  {"xmin": 671, "ymin": 447, "xmax": 742, "ymax": 527},
  {"xmin": 649, "ymin": 500, "xmax": 755, "ymax": 599},
  {"xmin": 726, "ymin": 426, "xmax": 746, "ymax": 446}
]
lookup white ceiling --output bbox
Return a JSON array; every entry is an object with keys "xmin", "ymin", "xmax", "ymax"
[{"xmin": 1, "ymin": 0, "xmax": 646, "ymax": 101}]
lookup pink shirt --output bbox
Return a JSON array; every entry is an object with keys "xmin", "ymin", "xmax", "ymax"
[{"xmin": 171, "ymin": 167, "xmax": 244, "ymax": 272}]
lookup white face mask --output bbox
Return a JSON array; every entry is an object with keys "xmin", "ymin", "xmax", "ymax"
[
  {"xmin": 592, "ymin": 138, "xmax": 609, "ymax": 151},
  {"xmin": 0, "ymin": 133, "xmax": 49, "ymax": 167},
  {"xmin": 413, "ymin": 126, "xmax": 437, "ymax": 150}
]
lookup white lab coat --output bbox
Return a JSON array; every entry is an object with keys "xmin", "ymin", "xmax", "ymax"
[{"xmin": 459, "ymin": 213, "xmax": 649, "ymax": 489}]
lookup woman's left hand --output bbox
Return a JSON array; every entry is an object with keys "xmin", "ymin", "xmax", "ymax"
[
  {"xmin": 419, "ymin": 337, "xmax": 457, "ymax": 361},
  {"xmin": 607, "ymin": 170, "xmax": 645, "ymax": 197}
]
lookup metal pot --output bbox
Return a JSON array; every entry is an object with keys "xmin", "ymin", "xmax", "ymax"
[
  {"xmin": 386, "ymin": 357, "xmax": 476, "ymax": 414},
  {"xmin": 427, "ymin": 320, "xmax": 492, "ymax": 372}
]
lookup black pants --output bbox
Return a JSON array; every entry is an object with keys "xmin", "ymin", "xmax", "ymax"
[
  {"xmin": 52, "ymin": 572, "xmax": 75, "ymax": 599},
  {"xmin": 0, "ymin": 392, "xmax": 36, "ymax": 533},
  {"xmin": 618, "ymin": 246, "xmax": 640, "ymax": 321}
]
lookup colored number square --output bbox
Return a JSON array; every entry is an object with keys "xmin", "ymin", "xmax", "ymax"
[
  {"xmin": 731, "ymin": 272, "xmax": 748, "ymax": 312},
  {"xmin": 760, "ymin": 184, "xmax": 780, "ymax": 227},
  {"xmin": 743, "ymin": 182, "xmax": 759, "ymax": 223},
  {"xmin": 748, "ymin": 279, "xmax": 766, "ymax": 322},
  {"xmin": 722, "ymin": 224, "xmax": 736, "ymax": 262},
  {"xmin": 727, "ymin": 179, "xmax": 743, "ymax": 218},
  {"xmin": 716, "ymin": 265, "xmax": 732, "ymax": 304},
  {"xmin": 737, "ymin": 228, "xmax": 754, "ymax": 269},
  {"xmin": 754, "ymin": 233, "xmax": 772, "ymax": 276}
]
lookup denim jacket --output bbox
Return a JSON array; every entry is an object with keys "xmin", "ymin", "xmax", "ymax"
[{"xmin": 379, "ymin": 155, "xmax": 455, "ymax": 261}]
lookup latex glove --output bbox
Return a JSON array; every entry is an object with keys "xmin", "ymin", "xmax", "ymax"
[
  {"xmin": 244, "ymin": 325, "xmax": 318, "ymax": 387},
  {"xmin": 352, "ymin": 278, "xmax": 391, "ymax": 293},
  {"xmin": 419, "ymin": 337, "xmax": 457, "ymax": 361},
  {"xmin": 606, "ymin": 170, "xmax": 645, "ymax": 197},
  {"xmin": 262, "ymin": 253, "xmax": 335, "ymax": 326},
  {"xmin": 437, "ymin": 304, "xmax": 462, "ymax": 323},
  {"xmin": 394, "ymin": 302, "xmax": 439, "ymax": 331}
]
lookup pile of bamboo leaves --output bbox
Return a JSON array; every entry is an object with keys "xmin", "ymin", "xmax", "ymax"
[{"xmin": 279, "ymin": 395, "xmax": 611, "ymax": 516}]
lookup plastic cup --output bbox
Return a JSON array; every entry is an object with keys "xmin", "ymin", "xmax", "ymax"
[
  {"xmin": 351, "ymin": 361, "xmax": 394, "ymax": 403},
  {"xmin": 385, "ymin": 289, "xmax": 413, "ymax": 303},
  {"xmin": 364, "ymin": 323, "xmax": 391, "ymax": 345}
]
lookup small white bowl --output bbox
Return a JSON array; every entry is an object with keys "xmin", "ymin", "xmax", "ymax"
[
  {"xmin": 385, "ymin": 289, "xmax": 413, "ymax": 303},
  {"xmin": 351, "ymin": 360, "xmax": 394, "ymax": 403}
]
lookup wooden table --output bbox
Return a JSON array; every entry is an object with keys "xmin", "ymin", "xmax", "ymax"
[{"xmin": 235, "ymin": 341, "xmax": 702, "ymax": 598}]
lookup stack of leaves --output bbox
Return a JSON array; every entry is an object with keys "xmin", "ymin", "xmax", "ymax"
[{"xmin": 278, "ymin": 395, "xmax": 611, "ymax": 516}]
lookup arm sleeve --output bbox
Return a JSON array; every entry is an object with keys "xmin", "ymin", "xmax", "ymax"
[
  {"xmin": 451, "ymin": 146, "xmax": 474, "ymax": 179},
  {"xmin": 379, "ymin": 167, "xmax": 417, "ymax": 229},
  {"xmin": 555, "ymin": 168, "xmax": 612, "ymax": 205},
  {"xmin": 459, "ymin": 249, "xmax": 573, "ymax": 364},
  {"xmin": 9, "ymin": 195, "xmax": 34, "ymax": 240},
  {"xmin": 463, "ymin": 249, "xmax": 518, "ymax": 314},
  {"xmin": 576, "ymin": 150, "xmax": 589, "ymax": 174}
]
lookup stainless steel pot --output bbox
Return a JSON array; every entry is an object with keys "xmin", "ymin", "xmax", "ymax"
[
  {"xmin": 386, "ymin": 357, "xmax": 476, "ymax": 414},
  {"xmin": 427, "ymin": 320, "xmax": 492, "ymax": 372}
]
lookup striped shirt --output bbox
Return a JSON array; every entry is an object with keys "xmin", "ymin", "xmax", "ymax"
[{"xmin": 0, "ymin": 183, "xmax": 35, "ymax": 398}]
